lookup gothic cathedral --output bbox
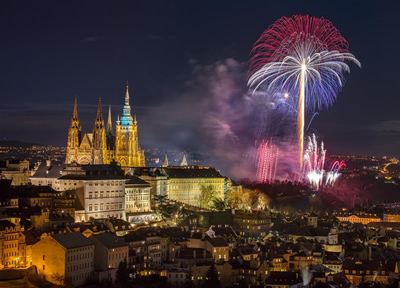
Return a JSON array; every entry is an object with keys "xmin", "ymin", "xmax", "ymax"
[{"xmin": 65, "ymin": 84, "xmax": 146, "ymax": 167}]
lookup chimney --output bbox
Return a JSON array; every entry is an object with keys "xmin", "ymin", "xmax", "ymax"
[
  {"xmin": 46, "ymin": 160, "xmax": 51, "ymax": 167},
  {"xmin": 193, "ymin": 250, "xmax": 196, "ymax": 259}
]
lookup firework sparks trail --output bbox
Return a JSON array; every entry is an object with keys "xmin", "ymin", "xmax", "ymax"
[
  {"xmin": 325, "ymin": 160, "xmax": 346, "ymax": 186},
  {"xmin": 303, "ymin": 134, "xmax": 326, "ymax": 189},
  {"xmin": 303, "ymin": 134, "xmax": 346, "ymax": 189},
  {"xmin": 256, "ymin": 139, "xmax": 279, "ymax": 184},
  {"xmin": 248, "ymin": 15, "xmax": 360, "ymax": 171}
]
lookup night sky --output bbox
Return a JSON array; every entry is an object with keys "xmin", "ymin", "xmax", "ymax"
[{"xmin": 1, "ymin": 1, "xmax": 399, "ymax": 158}]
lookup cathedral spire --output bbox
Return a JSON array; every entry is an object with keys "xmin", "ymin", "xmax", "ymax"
[
  {"xmin": 162, "ymin": 153, "xmax": 169, "ymax": 167},
  {"xmin": 120, "ymin": 82, "xmax": 133, "ymax": 125},
  {"xmin": 96, "ymin": 97, "xmax": 103, "ymax": 122},
  {"xmin": 107, "ymin": 104, "xmax": 113, "ymax": 134},
  {"xmin": 180, "ymin": 153, "xmax": 188, "ymax": 166},
  {"xmin": 125, "ymin": 81, "xmax": 130, "ymax": 107},
  {"xmin": 73, "ymin": 96, "xmax": 79, "ymax": 120},
  {"xmin": 93, "ymin": 97, "xmax": 105, "ymax": 153}
]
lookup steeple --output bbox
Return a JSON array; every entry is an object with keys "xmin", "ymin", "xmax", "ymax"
[
  {"xmin": 93, "ymin": 97, "xmax": 105, "ymax": 151},
  {"xmin": 69, "ymin": 96, "xmax": 81, "ymax": 129},
  {"xmin": 125, "ymin": 81, "xmax": 130, "ymax": 106},
  {"xmin": 73, "ymin": 96, "xmax": 79, "ymax": 120},
  {"xmin": 66, "ymin": 97, "xmax": 81, "ymax": 164},
  {"xmin": 162, "ymin": 153, "xmax": 169, "ymax": 167},
  {"xmin": 107, "ymin": 104, "xmax": 113, "ymax": 134},
  {"xmin": 120, "ymin": 82, "xmax": 133, "ymax": 125},
  {"xmin": 180, "ymin": 153, "xmax": 188, "ymax": 166},
  {"xmin": 95, "ymin": 97, "xmax": 103, "ymax": 123}
]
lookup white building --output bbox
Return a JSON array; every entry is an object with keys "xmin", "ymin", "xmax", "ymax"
[
  {"xmin": 125, "ymin": 176, "xmax": 153, "ymax": 222},
  {"xmin": 30, "ymin": 161, "xmax": 129, "ymax": 222}
]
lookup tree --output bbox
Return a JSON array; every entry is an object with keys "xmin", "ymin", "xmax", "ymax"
[
  {"xmin": 211, "ymin": 198, "xmax": 225, "ymax": 211},
  {"xmin": 258, "ymin": 192, "xmax": 270, "ymax": 210},
  {"xmin": 202, "ymin": 264, "xmax": 221, "ymax": 288},
  {"xmin": 198, "ymin": 185, "xmax": 217, "ymax": 209},
  {"xmin": 115, "ymin": 257, "xmax": 130, "ymax": 287},
  {"xmin": 225, "ymin": 189, "xmax": 242, "ymax": 209},
  {"xmin": 182, "ymin": 270, "xmax": 196, "ymax": 288},
  {"xmin": 242, "ymin": 189, "xmax": 259, "ymax": 210},
  {"xmin": 51, "ymin": 272, "xmax": 66, "ymax": 286}
]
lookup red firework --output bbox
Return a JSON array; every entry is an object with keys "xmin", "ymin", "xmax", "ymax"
[
  {"xmin": 248, "ymin": 15, "xmax": 350, "ymax": 76},
  {"xmin": 256, "ymin": 139, "xmax": 279, "ymax": 184}
]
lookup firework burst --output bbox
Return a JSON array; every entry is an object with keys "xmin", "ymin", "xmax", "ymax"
[{"xmin": 248, "ymin": 15, "xmax": 360, "ymax": 170}]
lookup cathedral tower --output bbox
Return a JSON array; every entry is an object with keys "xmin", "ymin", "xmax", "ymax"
[
  {"xmin": 92, "ymin": 98, "xmax": 106, "ymax": 164},
  {"xmin": 65, "ymin": 83, "xmax": 145, "ymax": 167},
  {"xmin": 115, "ymin": 83, "xmax": 145, "ymax": 167},
  {"xmin": 66, "ymin": 97, "xmax": 81, "ymax": 164}
]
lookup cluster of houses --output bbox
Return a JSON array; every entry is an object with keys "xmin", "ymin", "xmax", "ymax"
[{"xmin": 3, "ymin": 160, "xmax": 400, "ymax": 287}]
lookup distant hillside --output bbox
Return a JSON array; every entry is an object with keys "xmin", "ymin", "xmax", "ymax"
[{"xmin": 0, "ymin": 140, "xmax": 43, "ymax": 148}]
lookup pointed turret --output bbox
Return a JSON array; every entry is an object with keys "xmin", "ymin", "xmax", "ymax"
[
  {"xmin": 120, "ymin": 82, "xmax": 133, "ymax": 125},
  {"xmin": 134, "ymin": 114, "xmax": 137, "ymax": 126},
  {"xmin": 162, "ymin": 153, "xmax": 169, "ymax": 167},
  {"xmin": 73, "ymin": 96, "xmax": 79, "ymax": 120},
  {"xmin": 70, "ymin": 96, "xmax": 81, "ymax": 129},
  {"xmin": 95, "ymin": 97, "xmax": 104, "ymax": 123},
  {"xmin": 180, "ymin": 153, "xmax": 188, "ymax": 166},
  {"xmin": 125, "ymin": 81, "xmax": 130, "ymax": 106},
  {"xmin": 107, "ymin": 104, "xmax": 113, "ymax": 135},
  {"xmin": 93, "ymin": 97, "xmax": 106, "ymax": 153},
  {"xmin": 65, "ymin": 97, "xmax": 82, "ymax": 164}
]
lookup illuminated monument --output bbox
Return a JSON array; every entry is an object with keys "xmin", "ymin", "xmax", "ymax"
[{"xmin": 65, "ymin": 84, "xmax": 145, "ymax": 167}]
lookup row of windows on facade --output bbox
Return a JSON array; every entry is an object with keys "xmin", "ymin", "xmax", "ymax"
[
  {"xmin": 4, "ymin": 251, "xmax": 21, "ymax": 257},
  {"xmin": 5, "ymin": 234, "xmax": 19, "ymax": 240},
  {"xmin": 67, "ymin": 251, "xmax": 93, "ymax": 262},
  {"xmin": 93, "ymin": 213, "xmax": 123, "ymax": 219},
  {"xmin": 88, "ymin": 203, "xmax": 123, "ymax": 211},
  {"xmin": 126, "ymin": 203, "xmax": 149, "ymax": 209},
  {"xmin": 127, "ymin": 196, "xmax": 149, "ymax": 201},
  {"xmin": 67, "ymin": 261, "xmax": 93, "ymax": 272},
  {"xmin": 109, "ymin": 252, "xmax": 128, "ymax": 261},
  {"xmin": 169, "ymin": 185, "xmax": 224, "ymax": 190},
  {"xmin": 345, "ymin": 269, "xmax": 386, "ymax": 275},
  {"xmin": 88, "ymin": 191, "xmax": 124, "ymax": 199},
  {"xmin": 241, "ymin": 219, "xmax": 268, "ymax": 223},
  {"xmin": 4, "ymin": 242, "xmax": 19, "ymax": 249},
  {"xmin": 88, "ymin": 182, "xmax": 125, "ymax": 186}
]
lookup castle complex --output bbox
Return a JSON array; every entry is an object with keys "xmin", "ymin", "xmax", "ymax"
[{"xmin": 65, "ymin": 84, "xmax": 145, "ymax": 167}]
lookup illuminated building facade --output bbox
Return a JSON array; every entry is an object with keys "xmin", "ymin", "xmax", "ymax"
[
  {"xmin": 65, "ymin": 84, "xmax": 145, "ymax": 168},
  {"xmin": 30, "ymin": 161, "xmax": 128, "ymax": 222},
  {"xmin": 0, "ymin": 220, "xmax": 26, "ymax": 268},
  {"xmin": 335, "ymin": 212, "xmax": 381, "ymax": 225},
  {"xmin": 32, "ymin": 232, "xmax": 95, "ymax": 286},
  {"xmin": 134, "ymin": 166, "xmax": 225, "ymax": 207}
]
